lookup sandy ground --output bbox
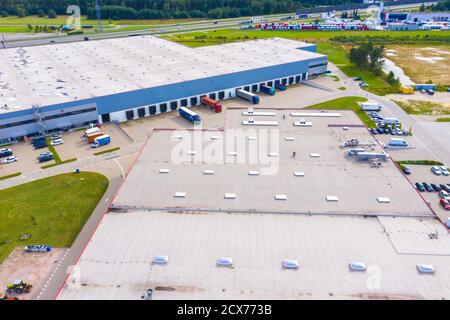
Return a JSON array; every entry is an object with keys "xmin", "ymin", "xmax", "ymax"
[
  {"xmin": 0, "ymin": 247, "xmax": 66, "ymax": 300},
  {"xmin": 385, "ymin": 45, "xmax": 450, "ymax": 85}
]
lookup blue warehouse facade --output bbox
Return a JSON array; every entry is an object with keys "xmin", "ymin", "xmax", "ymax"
[{"xmin": 0, "ymin": 39, "xmax": 327, "ymax": 144}]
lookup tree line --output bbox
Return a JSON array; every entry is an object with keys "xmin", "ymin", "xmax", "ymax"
[{"xmin": 0, "ymin": 0, "xmax": 360, "ymax": 20}]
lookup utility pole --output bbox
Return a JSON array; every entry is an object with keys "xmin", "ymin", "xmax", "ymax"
[{"xmin": 95, "ymin": 0, "xmax": 103, "ymax": 32}]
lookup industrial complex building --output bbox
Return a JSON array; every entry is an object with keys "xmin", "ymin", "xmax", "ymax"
[{"xmin": 0, "ymin": 36, "xmax": 327, "ymax": 144}]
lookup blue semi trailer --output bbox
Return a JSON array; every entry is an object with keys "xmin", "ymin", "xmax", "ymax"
[
  {"xmin": 275, "ymin": 83, "xmax": 287, "ymax": 91},
  {"xmin": 236, "ymin": 89, "xmax": 260, "ymax": 104},
  {"xmin": 260, "ymin": 84, "xmax": 276, "ymax": 95},
  {"xmin": 179, "ymin": 107, "xmax": 201, "ymax": 124}
]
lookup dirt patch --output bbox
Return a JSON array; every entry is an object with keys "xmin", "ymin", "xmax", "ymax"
[
  {"xmin": 393, "ymin": 99, "xmax": 450, "ymax": 115},
  {"xmin": 386, "ymin": 45, "xmax": 450, "ymax": 84},
  {"xmin": 0, "ymin": 247, "xmax": 66, "ymax": 300}
]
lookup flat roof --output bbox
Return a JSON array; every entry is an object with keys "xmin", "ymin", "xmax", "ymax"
[
  {"xmin": 58, "ymin": 211, "xmax": 450, "ymax": 300},
  {"xmin": 111, "ymin": 109, "xmax": 431, "ymax": 217},
  {"xmin": 0, "ymin": 36, "xmax": 324, "ymax": 113}
]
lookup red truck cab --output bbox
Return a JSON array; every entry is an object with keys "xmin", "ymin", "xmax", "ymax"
[{"xmin": 201, "ymin": 97, "xmax": 222, "ymax": 113}]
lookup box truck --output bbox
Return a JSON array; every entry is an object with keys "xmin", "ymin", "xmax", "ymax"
[
  {"xmin": 201, "ymin": 97, "xmax": 222, "ymax": 113},
  {"xmin": 179, "ymin": 107, "xmax": 201, "ymax": 124},
  {"xmin": 236, "ymin": 89, "xmax": 260, "ymax": 104},
  {"xmin": 360, "ymin": 102, "xmax": 382, "ymax": 111},
  {"xmin": 260, "ymin": 84, "xmax": 275, "ymax": 95},
  {"xmin": 32, "ymin": 136, "xmax": 47, "ymax": 149},
  {"xmin": 86, "ymin": 131, "xmax": 104, "ymax": 143},
  {"xmin": 91, "ymin": 134, "xmax": 111, "ymax": 148}
]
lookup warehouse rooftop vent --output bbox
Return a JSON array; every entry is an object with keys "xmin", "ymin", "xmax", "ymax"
[
  {"xmin": 203, "ymin": 170, "xmax": 214, "ymax": 175},
  {"xmin": 326, "ymin": 196, "xmax": 339, "ymax": 202},
  {"xmin": 174, "ymin": 192, "xmax": 186, "ymax": 198},
  {"xmin": 224, "ymin": 193, "xmax": 236, "ymax": 199},
  {"xmin": 159, "ymin": 169, "xmax": 170, "ymax": 174},
  {"xmin": 275, "ymin": 194, "xmax": 287, "ymax": 200}
]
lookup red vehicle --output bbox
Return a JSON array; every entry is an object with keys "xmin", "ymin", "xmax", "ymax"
[
  {"xmin": 440, "ymin": 198, "xmax": 450, "ymax": 210},
  {"xmin": 201, "ymin": 97, "xmax": 222, "ymax": 113}
]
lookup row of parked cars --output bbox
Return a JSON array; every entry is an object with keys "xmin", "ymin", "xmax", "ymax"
[
  {"xmin": 415, "ymin": 182, "xmax": 450, "ymax": 210},
  {"xmin": 0, "ymin": 148, "xmax": 18, "ymax": 164},
  {"xmin": 367, "ymin": 112, "xmax": 409, "ymax": 136},
  {"xmin": 431, "ymin": 166, "xmax": 449, "ymax": 176}
]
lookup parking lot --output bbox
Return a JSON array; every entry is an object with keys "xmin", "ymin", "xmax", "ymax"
[
  {"xmin": 0, "ymin": 123, "xmax": 134, "ymax": 178},
  {"xmin": 111, "ymin": 108, "xmax": 432, "ymax": 217}
]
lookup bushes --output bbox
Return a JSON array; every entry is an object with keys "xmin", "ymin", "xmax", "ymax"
[{"xmin": 396, "ymin": 160, "xmax": 444, "ymax": 166}]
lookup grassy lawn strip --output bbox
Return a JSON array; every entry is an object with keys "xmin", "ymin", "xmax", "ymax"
[
  {"xmin": 393, "ymin": 100, "xmax": 450, "ymax": 115},
  {"xmin": 0, "ymin": 172, "xmax": 108, "ymax": 263},
  {"xmin": 436, "ymin": 118, "xmax": 450, "ymax": 122},
  {"xmin": 94, "ymin": 147, "xmax": 120, "ymax": 156},
  {"xmin": 0, "ymin": 172, "xmax": 21, "ymax": 181},
  {"xmin": 45, "ymin": 138, "xmax": 62, "ymax": 163},
  {"xmin": 41, "ymin": 158, "xmax": 77, "ymax": 169},
  {"xmin": 304, "ymin": 96, "xmax": 373, "ymax": 127},
  {"xmin": 396, "ymin": 160, "xmax": 443, "ymax": 166}
]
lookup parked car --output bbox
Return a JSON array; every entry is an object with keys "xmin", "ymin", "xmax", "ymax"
[
  {"xmin": 426, "ymin": 89, "xmax": 435, "ymax": 96},
  {"xmin": 431, "ymin": 166, "xmax": 442, "ymax": 175},
  {"xmin": 49, "ymin": 133, "xmax": 62, "ymax": 140},
  {"xmin": 349, "ymin": 262, "xmax": 367, "ymax": 271},
  {"xmin": 439, "ymin": 190, "xmax": 450, "ymax": 201},
  {"xmin": 50, "ymin": 139, "xmax": 64, "ymax": 146},
  {"xmin": 440, "ymin": 184, "xmax": 450, "ymax": 192},
  {"xmin": 370, "ymin": 128, "xmax": 378, "ymax": 134},
  {"xmin": 38, "ymin": 152, "xmax": 54, "ymax": 163},
  {"xmin": 439, "ymin": 166, "xmax": 449, "ymax": 176},
  {"xmin": 376, "ymin": 127, "xmax": 384, "ymax": 134},
  {"xmin": 359, "ymin": 82, "xmax": 369, "ymax": 87},
  {"xmin": 402, "ymin": 167, "xmax": 412, "ymax": 175},
  {"xmin": 440, "ymin": 198, "xmax": 450, "ymax": 210},
  {"xmin": 0, "ymin": 148, "xmax": 13, "ymax": 158},
  {"xmin": 353, "ymin": 77, "xmax": 362, "ymax": 81},
  {"xmin": 420, "ymin": 90, "xmax": 426, "ymax": 94},
  {"xmin": 423, "ymin": 182, "xmax": 434, "ymax": 192},
  {"xmin": 415, "ymin": 182, "xmax": 426, "ymax": 192},
  {"xmin": 3, "ymin": 156, "xmax": 17, "ymax": 163},
  {"xmin": 430, "ymin": 183, "xmax": 441, "ymax": 192},
  {"xmin": 395, "ymin": 129, "xmax": 403, "ymax": 135},
  {"xmin": 417, "ymin": 264, "xmax": 436, "ymax": 274},
  {"xmin": 142, "ymin": 288, "xmax": 153, "ymax": 300}
]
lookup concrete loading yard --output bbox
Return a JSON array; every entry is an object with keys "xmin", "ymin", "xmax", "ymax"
[{"xmin": 111, "ymin": 109, "xmax": 431, "ymax": 217}]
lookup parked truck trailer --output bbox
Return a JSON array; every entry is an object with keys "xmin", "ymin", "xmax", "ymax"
[
  {"xmin": 260, "ymin": 84, "xmax": 275, "ymax": 95},
  {"xmin": 360, "ymin": 102, "xmax": 382, "ymax": 111},
  {"xmin": 179, "ymin": 107, "xmax": 201, "ymax": 124},
  {"xmin": 86, "ymin": 131, "xmax": 104, "ymax": 143},
  {"xmin": 201, "ymin": 97, "xmax": 222, "ymax": 113},
  {"xmin": 236, "ymin": 89, "xmax": 260, "ymax": 104}
]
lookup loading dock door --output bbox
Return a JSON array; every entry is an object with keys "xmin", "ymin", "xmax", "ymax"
[
  {"xmin": 137, "ymin": 108, "xmax": 146, "ymax": 118},
  {"xmin": 209, "ymin": 93, "xmax": 216, "ymax": 100},
  {"xmin": 181, "ymin": 99, "xmax": 188, "ymax": 107},
  {"xmin": 268, "ymin": 81, "xmax": 273, "ymax": 87},
  {"xmin": 244, "ymin": 86, "xmax": 250, "ymax": 92},
  {"xmin": 149, "ymin": 105, "xmax": 156, "ymax": 115},
  {"xmin": 252, "ymin": 84, "xmax": 258, "ymax": 92},
  {"xmin": 126, "ymin": 110, "xmax": 134, "ymax": 120},
  {"xmin": 218, "ymin": 91, "xmax": 225, "ymax": 100},
  {"xmin": 170, "ymin": 101, "xmax": 178, "ymax": 110},
  {"xmin": 295, "ymin": 75, "xmax": 301, "ymax": 83},
  {"xmin": 101, "ymin": 113, "xmax": 110, "ymax": 123},
  {"xmin": 282, "ymin": 78, "xmax": 287, "ymax": 85},
  {"xmin": 190, "ymin": 97, "xmax": 198, "ymax": 106},
  {"xmin": 160, "ymin": 103, "xmax": 167, "ymax": 113},
  {"xmin": 289, "ymin": 77, "xmax": 295, "ymax": 84}
]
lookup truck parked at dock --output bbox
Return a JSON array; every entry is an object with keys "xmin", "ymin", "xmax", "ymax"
[
  {"xmin": 201, "ymin": 97, "xmax": 222, "ymax": 113},
  {"xmin": 236, "ymin": 89, "xmax": 260, "ymax": 104},
  {"xmin": 179, "ymin": 107, "xmax": 201, "ymax": 124},
  {"xmin": 91, "ymin": 134, "xmax": 111, "ymax": 148}
]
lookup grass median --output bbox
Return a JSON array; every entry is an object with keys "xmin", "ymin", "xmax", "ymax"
[
  {"xmin": 0, "ymin": 172, "xmax": 109, "ymax": 263},
  {"xmin": 94, "ymin": 147, "xmax": 121, "ymax": 156},
  {"xmin": 304, "ymin": 96, "xmax": 373, "ymax": 127},
  {"xmin": 0, "ymin": 172, "xmax": 21, "ymax": 181}
]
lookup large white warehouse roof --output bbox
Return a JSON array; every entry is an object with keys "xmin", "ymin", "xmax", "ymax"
[{"xmin": 0, "ymin": 36, "xmax": 324, "ymax": 113}]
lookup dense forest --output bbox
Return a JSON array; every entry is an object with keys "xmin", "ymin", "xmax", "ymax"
[{"xmin": 0, "ymin": 0, "xmax": 362, "ymax": 20}]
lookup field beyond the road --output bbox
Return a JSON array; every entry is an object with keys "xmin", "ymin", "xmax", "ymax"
[{"xmin": 0, "ymin": 172, "xmax": 108, "ymax": 263}]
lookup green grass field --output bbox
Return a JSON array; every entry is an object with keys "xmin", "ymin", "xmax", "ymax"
[
  {"xmin": 304, "ymin": 96, "xmax": 373, "ymax": 127},
  {"xmin": 0, "ymin": 172, "xmax": 108, "ymax": 263},
  {"xmin": 0, "ymin": 15, "xmax": 205, "ymax": 26},
  {"xmin": 0, "ymin": 25, "xmax": 29, "ymax": 32},
  {"xmin": 163, "ymin": 29, "xmax": 411, "ymax": 95}
]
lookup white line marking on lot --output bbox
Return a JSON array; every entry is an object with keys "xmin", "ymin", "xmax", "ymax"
[{"xmin": 114, "ymin": 159, "xmax": 125, "ymax": 179}]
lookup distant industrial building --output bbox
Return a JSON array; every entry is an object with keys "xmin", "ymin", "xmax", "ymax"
[
  {"xmin": 0, "ymin": 36, "xmax": 327, "ymax": 144},
  {"xmin": 382, "ymin": 12, "xmax": 450, "ymax": 23}
]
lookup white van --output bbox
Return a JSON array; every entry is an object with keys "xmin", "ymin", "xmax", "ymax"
[
  {"xmin": 383, "ymin": 118, "xmax": 400, "ymax": 126},
  {"xmin": 388, "ymin": 138, "xmax": 408, "ymax": 147}
]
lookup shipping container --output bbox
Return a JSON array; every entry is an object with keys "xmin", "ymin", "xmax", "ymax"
[
  {"xmin": 236, "ymin": 89, "xmax": 260, "ymax": 104},
  {"xmin": 86, "ymin": 131, "xmax": 104, "ymax": 143}
]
